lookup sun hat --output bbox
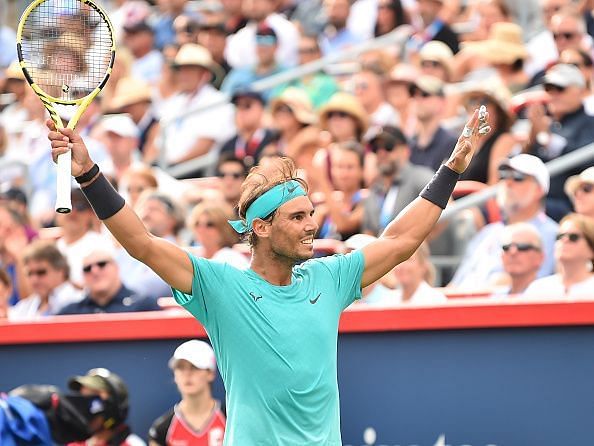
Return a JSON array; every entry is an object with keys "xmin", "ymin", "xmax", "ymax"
[
  {"xmin": 318, "ymin": 92, "xmax": 368, "ymax": 135},
  {"xmin": 462, "ymin": 22, "xmax": 528, "ymax": 65},
  {"xmin": 270, "ymin": 87, "xmax": 317, "ymax": 125},
  {"xmin": 108, "ymin": 77, "xmax": 152, "ymax": 111},
  {"xmin": 172, "ymin": 43, "xmax": 224, "ymax": 84},
  {"xmin": 564, "ymin": 166, "xmax": 594, "ymax": 198}
]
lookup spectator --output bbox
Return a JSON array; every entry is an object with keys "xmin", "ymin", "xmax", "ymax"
[
  {"xmin": 408, "ymin": 75, "xmax": 458, "ymax": 172},
  {"xmin": 173, "ymin": 14, "xmax": 200, "ymax": 46},
  {"xmin": 221, "ymin": 90, "xmax": 276, "ymax": 168},
  {"xmin": 197, "ymin": 20, "xmax": 232, "ymax": 88},
  {"xmin": 320, "ymin": 0, "xmax": 363, "ymax": 56},
  {"xmin": 222, "ymin": 24, "xmax": 287, "ymax": 101},
  {"xmin": 318, "ymin": 92, "xmax": 368, "ymax": 144},
  {"xmin": 550, "ymin": 8, "xmax": 589, "ymax": 56},
  {"xmin": 58, "ymin": 249, "xmax": 160, "ymax": 315},
  {"xmin": 67, "ymin": 368, "xmax": 146, "ymax": 445},
  {"xmin": 98, "ymin": 114, "xmax": 141, "ymax": 183},
  {"xmin": 225, "ymin": 0, "xmax": 300, "ymax": 69},
  {"xmin": 457, "ymin": 77, "xmax": 517, "ymax": 185},
  {"xmin": 122, "ymin": 19, "xmax": 163, "ymax": 84},
  {"xmin": 149, "ymin": 340, "xmax": 226, "ymax": 446},
  {"xmin": 492, "ymin": 222, "xmax": 545, "ymax": 296},
  {"xmin": 56, "ymin": 189, "xmax": 111, "ymax": 287},
  {"xmin": 385, "ymin": 64, "xmax": 420, "ymax": 137},
  {"xmin": 9, "ymin": 241, "xmax": 82, "ymax": 320},
  {"xmin": 282, "ymin": 34, "xmax": 338, "ymax": 109},
  {"xmin": 159, "ymin": 44, "xmax": 235, "ymax": 175},
  {"xmin": 352, "ymin": 68, "xmax": 400, "ymax": 139},
  {"xmin": 526, "ymin": 64, "xmax": 594, "ymax": 220},
  {"xmin": 107, "ymin": 77, "xmax": 159, "ymax": 157},
  {"xmin": 119, "ymin": 165, "xmax": 159, "ymax": 208},
  {"xmin": 216, "ymin": 156, "xmax": 248, "ymax": 214},
  {"xmin": 264, "ymin": 87, "xmax": 318, "ymax": 157},
  {"xmin": 558, "ymin": 48, "xmax": 594, "ymax": 115},
  {"xmin": 152, "ymin": 0, "xmax": 194, "ymax": 50},
  {"xmin": 0, "ymin": 62, "xmax": 28, "ymax": 135},
  {"xmin": 407, "ymin": 0, "xmax": 460, "ymax": 55},
  {"xmin": 187, "ymin": 202, "xmax": 249, "ymax": 269},
  {"xmin": 374, "ymin": 0, "xmax": 410, "ymax": 37},
  {"xmin": 362, "ymin": 126, "xmax": 434, "ymax": 236},
  {"xmin": 450, "ymin": 154, "xmax": 558, "ymax": 289},
  {"xmin": 0, "ymin": 267, "xmax": 11, "ymax": 319},
  {"xmin": 565, "ymin": 166, "xmax": 594, "ymax": 219},
  {"xmin": 313, "ymin": 141, "xmax": 366, "ymax": 240},
  {"xmin": 0, "ymin": 187, "xmax": 38, "ymax": 241},
  {"xmin": 524, "ymin": 213, "xmax": 594, "ymax": 298},
  {"xmin": 418, "ymin": 40, "xmax": 453, "ymax": 82},
  {"xmin": 0, "ymin": 204, "xmax": 31, "ymax": 304}
]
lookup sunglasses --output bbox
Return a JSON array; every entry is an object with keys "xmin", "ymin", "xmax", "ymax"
[
  {"xmin": 27, "ymin": 268, "xmax": 48, "ymax": 277},
  {"xmin": 274, "ymin": 104, "xmax": 293, "ymax": 114},
  {"xmin": 298, "ymin": 47, "xmax": 318, "ymax": 55},
  {"xmin": 410, "ymin": 87, "xmax": 432, "ymax": 98},
  {"xmin": 218, "ymin": 172, "xmax": 243, "ymax": 179},
  {"xmin": 553, "ymin": 32, "xmax": 577, "ymax": 41},
  {"xmin": 327, "ymin": 110, "xmax": 351, "ymax": 119},
  {"xmin": 556, "ymin": 232, "xmax": 582, "ymax": 242},
  {"xmin": 576, "ymin": 183, "xmax": 594, "ymax": 194},
  {"xmin": 498, "ymin": 169, "xmax": 528, "ymax": 182},
  {"xmin": 421, "ymin": 60, "xmax": 442, "ymax": 69},
  {"xmin": 501, "ymin": 242, "xmax": 540, "ymax": 252},
  {"xmin": 195, "ymin": 221, "xmax": 215, "ymax": 228},
  {"xmin": 82, "ymin": 260, "xmax": 110, "ymax": 274},
  {"xmin": 544, "ymin": 83, "xmax": 566, "ymax": 94}
]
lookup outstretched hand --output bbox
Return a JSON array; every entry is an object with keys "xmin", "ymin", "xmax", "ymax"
[
  {"xmin": 46, "ymin": 119, "xmax": 94, "ymax": 178},
  {"xmin": 445, "ymin": 108, "xmax": 491, "ymax": 174}
]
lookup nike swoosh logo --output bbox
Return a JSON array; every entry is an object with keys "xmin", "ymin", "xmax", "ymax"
[
  {"xmin": 309, "ymin": 293, "xmax": 321, "ymax": 304},
  {"xmin": 249, "ymin": 292, "xmax": 262, "ymax": 302},
  {"xmin": 287, "ymin": 185, "xmax": 298, "ymax": 193}
]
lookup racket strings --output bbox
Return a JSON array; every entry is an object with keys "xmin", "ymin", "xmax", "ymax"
[{"xmin": 20, "ymin": 0, "xmax": 113, "ymax": 101}]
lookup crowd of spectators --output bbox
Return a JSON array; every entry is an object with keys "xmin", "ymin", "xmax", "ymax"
[{"xmin": 2, "ymin": 0, "xmax": 594, "ymax": 322}]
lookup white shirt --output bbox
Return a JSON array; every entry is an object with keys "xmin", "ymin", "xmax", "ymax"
[
  {"xmin": 159, "ymin": 85, "xmax": 235, "ymax": 165},
  {"xmin": 9, "ymin": 282, "xmax": 83, "ymax": 321},
  {"xmin": 523, "ymin": 274, "xmax": 594, "ymax": 300},
  {"xmin": 56, "ymin": 232, "xmax": 113, "ymax": 287},
  {"xmin": 225, "ymin": 14, "xmax": 300, "ymax": 69},
  {"xmin": 364, "ymin": 281, "xmax": 448, "ymax": 306}
]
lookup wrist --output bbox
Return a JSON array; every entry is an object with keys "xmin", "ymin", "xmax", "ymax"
[{"xmin": 75, "ymin": 163, "xmax": 100, "ymax": 185}]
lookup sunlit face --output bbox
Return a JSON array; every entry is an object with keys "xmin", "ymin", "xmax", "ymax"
[
  {"xmin": 555, "ymin": 220, "xmax": 594, "ymax": 265},
  {"xmin": 192, "ymin": 213, "xmax": 222, "ymax": 250},
  {"xmin": 25, "ymin": 259, "xmax": 66, "ymax": 300},
  {"xmin": 393, "ymin": 252, "xmax": 425, "ymax": 289},
  {"xmin": 545, "ymin": 84, "xmax": 583, "ymax": 119},
  {"xmin": 139, "ymin": 198, "xmax": 176, "ymax": 237},
  {"xmin": 82, "ymin": 253, "xmax": 119, "ymax": 303},
  {"xmin": 551, "ymin": 15, "xmax": 583, "ymax": 53},
  {"xmin": 175, "ymin": 65, "xmax": 210, "ymax": 93},
  {"xmin": 496, "ymin": 169, "xmax": 543, "ymax": 216},
  {"xmin": 331, "ymin": 149, "xmax": 363, "ymax": 193},
  {"xmin": 173, "ymin": 359, "xmax": 214, "ymax": 397},
  {"xmin": 500, "ymin": 229, "xmax": 543, "ymax": 276},
  {"xmin": 326, "ymin": 111, "xmax": 358, "ymax": 142},
  {"xmin": 353, "ymin": 71, "xmax": 383, "ymax": 110},
  {"xmin": 126, "ymin": 177, "xmax": 155, "ymax": 208},
  {"xmin": 266, "ymin": 196, "xmax": 318, "ymax": 262},
  {"xmin": 573, "ymin": 182, "xmax": 594, "ymax": 217},
  {"xmin": 385, "ymin": 81, "xmax": 412, "ymax": 109},
  {"xmin": 218, "ymin": 162, "xmax": 245, "ymax": 202}
]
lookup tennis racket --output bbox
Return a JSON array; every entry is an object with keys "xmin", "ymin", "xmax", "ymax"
[{"xmin": 16, "ymin": 0, "xmax": 115, "ymax": 213}]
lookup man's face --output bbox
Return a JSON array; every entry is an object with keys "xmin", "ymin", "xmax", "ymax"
[
  {"xmin": 353, "ymin": 71, "xmax": 383, "ymax": 111},
  {"xmin": 496, "ymin": 168, "xmax": 544, "ymax": 217},
  {"xmin": 139, "ymin": 198, "xmax": 176, "ymax": 238},
  {"xmin": 82, "ymin": 253, "xmax": 120, "ymax": 304},
  {"xmin": 375, "ymin": 143, "xmax": 409, "ymax": 177},
  {"xmin": 173, "ymin": 359, "xmax": 214, "ymax": 397},
  {"xmin": 104, "ymin": 132, "xmax": 137, "ymax": 163},
  {"xmin": 256, "ymin": 40, "xmax": 277, "ymax": 66},
  {"xmin": 235, "ymin": 97, "xmax": 264, "ymax": 131},
  {"xmin": 175, "ymin": 65, "xmax": 210, "ymax": 94},
  {"xmin": 545, "ymin": 83, "xmax": 584, "ymax": 118},
  {"xmin": 542, "ymin": 0, "xmax": 570, "ymax": 28},
  {"xmin": 25, "ymin": 259, "xmax": 66, "ymax": 300},
  {"xmin": 266, "ymin": 196, "xmax": 318, "ymax": 262},
  {"xmin": 573, "ymin": 182, "xmax": 594, "ymax": 217},
  {"xmin": 501, "ymin": 229, "xmax": 544, "ymax": 277},
  {"xmin": 298, "ymin": 37, "xmax": 321, "ymax": 65},
  {"xmin": 198, "ymin": 29, "xmax": 226, "ymax": 59},
  {"xmin": 413, "ymin": 88, "xmax": 443, "ymax": 122},
  {"xmin": 324, "ymin": 0, "xmax": 351, "ymax": 29},
  {"xmin": 417, "ymin": 0, "xmax": 442, "ymax": 25},
  {"xmin": 218, "ymin": 162, "xmax": 245, "ymax": 203},
  {"xmin": 550, "ymin": 15, "xmax": 584, "ymax": 53}
]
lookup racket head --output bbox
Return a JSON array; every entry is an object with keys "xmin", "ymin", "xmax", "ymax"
[{"xmin": 16, "ymin": 0, "xmax": 115, "ymax": 109}]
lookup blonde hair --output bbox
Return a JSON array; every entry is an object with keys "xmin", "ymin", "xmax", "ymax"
[
  {"xmin": 188, "ymin": 201, "xmax": 240, "ymax": 248},
  {"xmin": 559, "ymin": 213, "xmax": 594, "ymax": 269}
]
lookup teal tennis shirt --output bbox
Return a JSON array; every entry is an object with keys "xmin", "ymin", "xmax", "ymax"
[{"xmin": 172, "ymin": 250, "xmax": 365, "ymax": 446}]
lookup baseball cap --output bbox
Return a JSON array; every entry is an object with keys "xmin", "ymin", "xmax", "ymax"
[
  {"xmin": 168, "ymin": 340, "xmax": 216, "ymax": 371},
  {"xmin": 564, "ymin": 166, "xmax": 594, "ymax": 197},
  {"xmin": 368, "ymin": 125, "xmax": 408, "ymax": 151},
  {"xmin": 498, "ymin": 154, "xmax": 550, "ymax": 193},
  {"xmin": 68, "ymin": 374, "xmax": 111, "ymax": 393},
  {"xmin": 101, "ymin": 114, "xmax": 139, "ymax": 138},
  {"xmin": 543, "ymin": 63, "xmax": 586, "ymax": 89},
  {"xmin": 230, "ymin": 89, "xmax": 265, "ymax": 105}
]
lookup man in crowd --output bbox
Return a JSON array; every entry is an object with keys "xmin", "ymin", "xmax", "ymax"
[{"xmin": 216, "ymin": 156, "xmax": 248, "ymax": 214}]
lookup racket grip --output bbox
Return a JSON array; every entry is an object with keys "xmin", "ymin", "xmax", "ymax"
[{"xmin": 55, "ymin": 151, "xmax": 72, "ymax": 213}]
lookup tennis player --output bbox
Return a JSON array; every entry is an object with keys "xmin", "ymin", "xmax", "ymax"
[{"xmin": 47, "ymin": 109, "xmax": 489, "ymax": 445}]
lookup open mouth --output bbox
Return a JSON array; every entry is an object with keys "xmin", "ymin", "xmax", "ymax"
[{"xmin": 301, "ymin": 237, "xmax": 314, "ymax": 245}]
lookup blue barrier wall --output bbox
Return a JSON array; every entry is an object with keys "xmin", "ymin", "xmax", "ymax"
[{"xmin": 2, "ymin": 323, "xmax": 594, "ymax": 446}]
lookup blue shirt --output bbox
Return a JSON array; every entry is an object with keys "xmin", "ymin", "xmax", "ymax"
[
  {"xmin": 58, "ymin": 285, "xmax": 160, "ymax": 315},
  {"xmin": 172, "ymin": 251, "xmax": 365, "ymax": 445}
]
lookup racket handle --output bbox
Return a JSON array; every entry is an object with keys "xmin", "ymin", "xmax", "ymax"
[{"xmin": 55, "ymin": 151, "xmax": 72, "ymax": 213}]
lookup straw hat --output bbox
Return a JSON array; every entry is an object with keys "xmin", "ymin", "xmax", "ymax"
[
  {"xmin": 108, "ymin": 77, "xmax": 152, "ymax": 111},
  {"xmin": 270, "ymin": 87, "xmax": 317, "ymax": 125},
  {"xmin": 462, "ymin": 22, "xmax": 528, "ymax": 65},
  {"xmin": 387, "ymin": 63, "xmax": 420, "ymax": 85},
  {"xmin": 419, "ymin": 40, "xmax": 453, "ymax": 76},
  {"xmin": 318, "ymin": 92, "xmax": 368, "ymax": 136},
  {"xmin": 172, "ymin": 43, "xmax": 224, "ymax": 83},
  {"xmin": 5, "ymin": 61, "xmax": 25, "ymax": 81},
  {"xmin": 451, "ymin": 75, "xmax": 513, "ymax": 127},
  {"xmin": 565, "ymin": 166, "xmax": 594, "ymax": 198}
]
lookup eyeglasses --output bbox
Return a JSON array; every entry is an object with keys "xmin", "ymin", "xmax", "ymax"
[
  {"xmin": 498, "ymin": 169, "xmax": 529, "ymax": 182},
  {"xmin": 327, "ymin": 110, "xmax": 351, "ymax": 119},
  {"xmin": 218, "ymin": 172, "xmax": 243, "ymax": 179},
  {"xmin": 576, "ymin": 183, "xmax": 594, "ymax": 194},
  {"xmin": 195, "ymin": 221, "xmax": 215, "ymax": 229},
  {"xmin": 27, "ymin": 268, "xmax": 48, "ymax": 277},
  {"xmin": 501, "ymin": 242, "xmax": 540, "ymax": 252},
  {"xmin": 556, "ymin": 232, "xmax": 582, "ymax": 242},
  {"xmin": 553, "ymin": 32, "xmax": 577, "ymax": 41},
  {"xmin": 82, "ymin": 260, "xmax": 111, "ymax": 274},
  {"xmin": 544, "ymin": 83, "xmax": 566, "ymax": 94}
]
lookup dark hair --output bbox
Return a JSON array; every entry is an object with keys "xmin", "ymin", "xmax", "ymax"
[
  {"xmin": 217, "ymin": 155, "xmax": 248, "ymax": 177},
  {"xmin": 23, "ymin": 240, "xmax": 70, "ymax": 280},
  {"xmin": 373, "ymin": 0, "xmax": 409, "ymax": 37},
  {"xmin": 0, "ymin": 267, "xmax": 11, "ymax": 288}
]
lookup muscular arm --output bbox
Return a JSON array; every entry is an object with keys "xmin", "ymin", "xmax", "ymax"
[{"xmin": 360, "ymin": 110, "xmax": 486, "ymax": 287}]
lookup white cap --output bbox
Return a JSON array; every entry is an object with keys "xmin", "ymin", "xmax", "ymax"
[
  {"xmin": 499, "ymin": 154, "xmax": 550, "ymax": 194},
  {"xmin": 344, "ymin": 233, "xmax": 377, "ymax": 251},
  {"xmin": 168, "ymin": 340, "xmax": 216, "ymax": 371},
  {"xmin": 544, "ymin": 63, "xmax": 586, "ymax": 89},
  {"xmin": 101, "ymin": 114, "xmax": 139, "ymax": 138}
]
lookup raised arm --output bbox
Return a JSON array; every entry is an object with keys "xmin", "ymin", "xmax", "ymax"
[
  {"xmin": 47, "ymin": 120, "xmax": 194, "ymax": 294},
  {"xmin": 361, "ymin": 109, "xmax": 488, "ymax": 287}
]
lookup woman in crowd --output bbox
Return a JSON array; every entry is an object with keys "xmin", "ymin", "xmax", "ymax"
[
  {"xmin": 318, "ymin": 92, "xmax": 368, "ymax": 145},
  {"xmin": 374, "ymin": 0, "xmax": 410, "ymax": 37},
  {"xmin": 187, "ymin": 201, "xmax": 249, "ymax": 269},
  {"xmin": 120, "ymin": 165, "xmax": 159, "ymax": 208},
  {"xmin": 524, "ymin": 214, "xmax": 594, "ymax": 298}
]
